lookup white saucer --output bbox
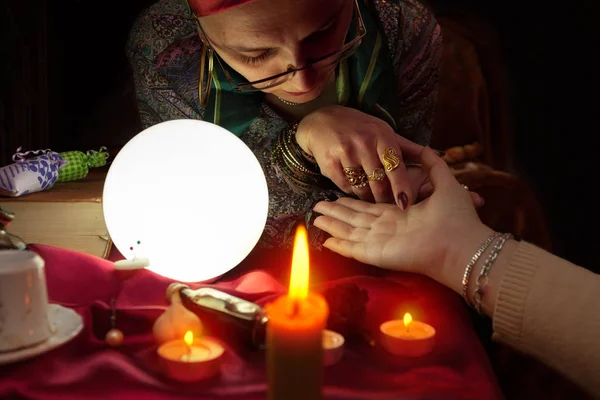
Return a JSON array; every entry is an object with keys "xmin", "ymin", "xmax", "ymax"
[{"xmin": 0, "ymin": 304, "xmax": 84, "ymax": 365}]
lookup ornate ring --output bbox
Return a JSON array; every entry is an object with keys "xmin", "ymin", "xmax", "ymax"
[
  {"xmin": 352, "ymin": 179, "xmax": 369, "ymax": 189},
  {"xmin": 367, "ymin": 168, "xmax": 386, "ymax": 182},
  {"xmin": 381, "ymin": 148, "xmax": 402, "ymax": 172},
  {"xmin": 343, "ymin": 167, "xmax": 368, "ymax": 188}
]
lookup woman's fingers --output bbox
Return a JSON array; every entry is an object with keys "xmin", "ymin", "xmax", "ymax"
[
  {"xmin": 324, "ymin": 160, "xmax": 355, "ymax": 194},
  {"xmin": 377, "ymin": 142, "xmax": 413, "ymax": 210},
  {"xmin": 360, "ymin": 152, "xmax": 394, "ymax": 204},
  {"xmin": 339, "ymin": 158, "xmax": 374, "ymax": 203}
]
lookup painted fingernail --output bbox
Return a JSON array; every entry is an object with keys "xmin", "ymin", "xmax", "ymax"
[{"xmin": 397, "ymin": 192, "xmax": 408, "ymax": 211}]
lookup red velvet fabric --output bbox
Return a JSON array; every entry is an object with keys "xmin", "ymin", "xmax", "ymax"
[{"xmin": 0, "ymin": 244, "xmax": 503, "ymax": 399}]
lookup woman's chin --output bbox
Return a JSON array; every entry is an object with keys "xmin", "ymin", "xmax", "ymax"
[
  {"xmin": 269, "ymin": 70, "xmax": 334, "ymax": 104},
  {"xmin": 276, "ymin": 87, "xmax": 325, "ymax": 104},
  {"xmin": 281, "ymin": 94, "xmax": 317, "ymax": 104}
]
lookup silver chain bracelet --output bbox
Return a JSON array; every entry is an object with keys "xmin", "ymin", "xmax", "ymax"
[
  {"xmin": 472, "ymin": 233, "xmax": 513, "ymax": 315},
  {"xmin": 462, "ymin": 232, "xmax": 501, "ymax": 307}
]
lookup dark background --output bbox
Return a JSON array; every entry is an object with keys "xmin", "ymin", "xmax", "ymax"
[{"xmin": 1, "ymin": 0, "xmax": 597, "ymax": 272}]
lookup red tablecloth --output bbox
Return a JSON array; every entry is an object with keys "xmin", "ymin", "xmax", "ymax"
[{"xmin": 0, "ymin": 244, "xmax": 503, "ymax": 400}]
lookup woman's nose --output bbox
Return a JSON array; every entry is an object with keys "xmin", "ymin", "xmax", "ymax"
[
  {"xmin": 289, "ymin": 68, "xmax": 319, "ymax": 92},
  {"xmin": 287, "ymin": 48, "xmax": 319, "ymax": 91}
]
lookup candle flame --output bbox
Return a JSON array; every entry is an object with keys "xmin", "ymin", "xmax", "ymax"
[
  {"xmin": 184, "ymin": 330, "xmax": 194, "ymax": 346},
  {"xmin": 289, "ymin": 225, "xmax": 309, "ymax": 301},
  {"xmin": 403, "ymin": 313, "xmax": 413, "ymax": 328}
]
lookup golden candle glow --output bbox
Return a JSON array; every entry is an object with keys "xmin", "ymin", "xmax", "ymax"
[
  {"xmin": 289, "ymin": 225, "xmax": 309, "ymax": 301},
  {"xmin": 184, "ymin": 330, "xmax": 194, "ymax": 346},
  {"xmin": 380, "ymin": 313, "xmax": 436, "ymax": 357},
  {"xmin": 157, "ymin": 330, "xmax": 225, "ymax": 382},
  {"xmin": 403, "ymin": 313, "xmax": 413, "ymax": 328}
]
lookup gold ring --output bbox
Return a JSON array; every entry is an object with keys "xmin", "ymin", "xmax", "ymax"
[
  {"xmin": 352, "ymin": 179, "xmax": 369, "ymax": 189},
  {"xmin": 382, "ymin": 148, "xmax": 402, "ymax": 172},
  {"xmin": 343, "ymin": 167, "xmax": 368, "ymax": 187},
  {"xmin": 367, "ymin": 168, "xmax": 386, "ymax": 182}
]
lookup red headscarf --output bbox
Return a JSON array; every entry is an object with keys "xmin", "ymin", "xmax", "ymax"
[{"xmin": 188, "ymin": 0, "xmax": 256, "ymax": 17}]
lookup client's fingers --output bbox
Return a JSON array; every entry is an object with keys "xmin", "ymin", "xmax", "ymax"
[
  {"xmin": 313, "ymin": 215, "xmax": 369, "ymax": 242},
  {"xmin": 417, "ymin": 180, "xmax": 485, "ymax": 208},
  {"xmin": 420, "ymin": 146, "xmax": 457, "ymax": 192},
  {"xmin": 334, "ymin": 197, "xmax": 387, "ymax": 216},
  {"xmin": 395, "ymin": 135, "xmax": 426, "ymax": 162},
  {"xmin": 313, "ymin": 200, "xmax": 378, "ymax": 227},
  {"xmin": 471, "ymin": 192, "xmax": 485, "ymax": 208},
  {"xmin": 416, "ymin": 180, "xmax": 433, "ymax": 201},
  {"xmin": 323, "ymin": 237, "xmax": 368, "ymax": 264}
]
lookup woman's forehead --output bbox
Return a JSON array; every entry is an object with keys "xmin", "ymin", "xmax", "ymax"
[
  {"xmin": 200, "ymin": 0, "xmax": 346, "ymax": 46},
  {"xmin": 188, "ymin": 0, "xmax": 256, "ymax": 17}
]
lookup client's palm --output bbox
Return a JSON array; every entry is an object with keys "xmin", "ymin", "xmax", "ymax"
[
  {"xmin": 313, "ymin": 198, "xmax": 447, "ymax": 276},
  {"xmin": 313, "ymin": 147, "xmax": 481, "ymax": 278}
]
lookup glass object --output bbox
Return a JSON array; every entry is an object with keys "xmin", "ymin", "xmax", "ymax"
[{"xmin": 0, "ymin": 207, "xmax": 27, "ymax": 251}]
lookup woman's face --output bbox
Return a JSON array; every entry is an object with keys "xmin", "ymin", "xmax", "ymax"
[{"xmin": 198, "ymin": 0, "xmax": 353, "ymax": 104}]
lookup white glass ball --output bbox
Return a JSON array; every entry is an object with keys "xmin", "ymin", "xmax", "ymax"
[{"xmin": 102, "ymin": 120, "xmax": 269, "ymax": 282}]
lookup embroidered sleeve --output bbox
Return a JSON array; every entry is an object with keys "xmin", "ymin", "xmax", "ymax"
[
  {"xmin": 374, "ymin": 0, "xmax": 442, "ymax": 145},
  {"xmin": 395, "ymin": 1, "xmax": 442, "ymax": 145},
  {"xmin": 242, "ymin": 114, "xmax": 346, "ymax": 249},
  {"xmin": 126, "ymin": 0, "xmax": 201, "ymax": 130}
]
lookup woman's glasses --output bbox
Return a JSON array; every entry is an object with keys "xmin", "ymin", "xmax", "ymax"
[{"xmin": 195, "ymin": 0, "xmax": 366, "ymax": 97}]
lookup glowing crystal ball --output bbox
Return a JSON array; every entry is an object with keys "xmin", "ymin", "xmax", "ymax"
[{"xmin": 102, "ymin": 120, "xmax": 269, "ymax": 282}]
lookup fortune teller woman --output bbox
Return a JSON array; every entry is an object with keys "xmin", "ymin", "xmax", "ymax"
[{"xmin": 127, "ymin": 0, "xmax": 443, "ymax": 247}]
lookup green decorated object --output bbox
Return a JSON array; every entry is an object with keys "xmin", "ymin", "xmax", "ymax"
[{"xmin": 57, "ymin": 147, "xmax": 109, "ymax": 182}]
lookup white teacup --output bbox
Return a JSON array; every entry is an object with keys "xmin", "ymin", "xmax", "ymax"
[{"xmin": 0, "ymin": 250, "xmax": 54, "ymax": 352}]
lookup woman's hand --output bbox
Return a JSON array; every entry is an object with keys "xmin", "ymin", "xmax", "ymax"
[
  {"xmin": 313, "ymin": 146, "xmax": 493, "ymax": 282},
  {"xmin": 296, "ymin": 105, "xmax": 425, "ymax": 210}
]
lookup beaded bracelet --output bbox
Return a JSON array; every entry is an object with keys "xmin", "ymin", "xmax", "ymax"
[
  {"xmin": 461, "ymin": 232, "xmax": 501, "ymax": 307},
  {"xmin": 472, "ymin": 233, "xmax": 513, "ymax": 315}
]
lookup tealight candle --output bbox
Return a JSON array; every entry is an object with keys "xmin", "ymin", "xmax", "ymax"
[
  {"xmin": 323, "ymin": 329, "xmax": 344, "ymax": 366},
  {"xmin": 114, "ymin": 257, "xmax": 150, "ymax": 270},
  {"xmin": 114, "ymin": 241, "xmax": 150, "ymax": 270},
  {"xmin": 380, "ymin": 313, "xmax": 435, "ymax": 357},
  {"xmin": 157, "ymin": 330, "xmax": 224, "ymax": 382}
]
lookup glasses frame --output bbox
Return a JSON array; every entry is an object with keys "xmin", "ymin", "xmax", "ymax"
[{"xmin": 195, "ymin": 0, "xmax": 366, "ymax": 94}]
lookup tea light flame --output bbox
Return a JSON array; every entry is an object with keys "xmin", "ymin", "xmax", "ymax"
[
  {"xmin": 403, "ymin": 313, "xmax": 412, "ymax": 329},
  {"xmin": 184, "ymin": 330, "xmax": 194, "ymax": 346}
]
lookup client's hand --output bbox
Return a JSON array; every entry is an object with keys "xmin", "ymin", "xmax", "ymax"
[{"xmin": 313, "ymin": 146, "xmax": 493, "ymax": 281}]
